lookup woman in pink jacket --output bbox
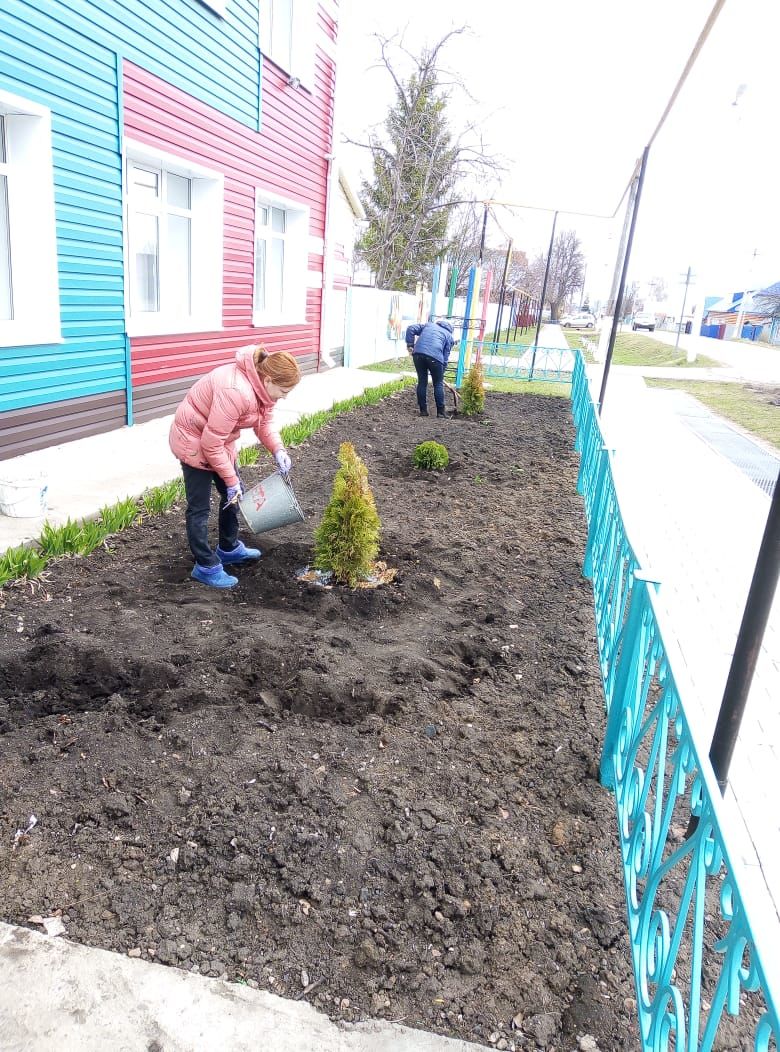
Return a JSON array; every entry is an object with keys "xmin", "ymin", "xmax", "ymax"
[{"xmin": 169, "ymin": 347, "xmax": 301, "ymax": 589}]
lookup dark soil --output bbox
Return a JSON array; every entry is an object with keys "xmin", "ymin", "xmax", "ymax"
[{"xmin": 0, "ymin": 390, "xmax": 639, "ymax": 1050}]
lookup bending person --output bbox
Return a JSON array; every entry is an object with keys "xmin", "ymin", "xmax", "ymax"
[
  {"xmin": 405, "ymin": 319, "xmax": 456, "ymax": 418},
  {"xmin": 169, "ymin": 347, "xmax": 301, "ymax": 589}
]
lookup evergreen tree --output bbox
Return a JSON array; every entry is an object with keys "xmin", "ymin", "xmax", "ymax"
[{"xmin": 356, "ymin": 35, "xmax": 463, "ymax": 292}]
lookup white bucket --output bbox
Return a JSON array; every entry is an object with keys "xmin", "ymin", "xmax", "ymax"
[{"xmin": 0, "ymin": 474, "xmax": 48, "ymax": 518}]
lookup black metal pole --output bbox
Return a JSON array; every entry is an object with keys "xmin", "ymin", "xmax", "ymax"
[
  {"xmin": 493, "ymin": 240, "xmax": 512, "ymax": 341},
  {"xmin": 533, "ymin": 211, "xmax": 558, "ymax": 349},
  {"xmin": 530, "ymin": 213, "xmax": 558, "ymax": 381},
  {"xmin": 478, "ymin": 203, "xmax": 489, "ymax": 265},
  {"xmin": 598, "ymin": 146, "xmax": 649, "ymax": 412},
  {"xmin": 493, "ymin": 288, "xmax": 505, "ymax": 342},
  {"xmin": 709, "ymin": 471, "xmax": 780, "ymax": 793}
]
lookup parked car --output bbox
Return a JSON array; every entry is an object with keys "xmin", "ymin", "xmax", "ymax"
[
  {"xmin": 560, "ymin": 311, "xmax": 596, "ymax": 329},
  {"xmin": 632, "ymin": 311, "xmax": 656, "ymax": 331}
]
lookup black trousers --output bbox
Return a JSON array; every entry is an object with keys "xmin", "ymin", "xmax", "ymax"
[
  {"xmin": 180, "ymin": 462, "xmax": 239, "ymax": 567},
  {"xmin": 412, "ymin": 353, "xmax": 445, "ymax": 413}
]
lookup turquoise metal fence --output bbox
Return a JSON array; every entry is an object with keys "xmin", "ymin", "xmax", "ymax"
[
  {"xmin": 570, "ymin": 351, "xmax": 779, "ymax": 1050},
  {"xmin": 478, "ymin": 341, "xmax": 573, "ymax": 383}
]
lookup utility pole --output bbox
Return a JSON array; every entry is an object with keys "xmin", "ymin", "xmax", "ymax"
[
  {"xmin": 533, "ymin": 210, "xmax": 558, "ymax": 350},
  {"xmin": 478, "ymin": 202, "xmax": 489, "ymax": 265},
  {"xmin": 675, "ymin": 265, "xmax": 695, "ymax": 353},
  {"xmin": 606, "ymin": 177, "xmax": 639, "ymax": 317},
  {"xmin": 732, "ymin": 248, "xmax": 758, "ymax": 341}
]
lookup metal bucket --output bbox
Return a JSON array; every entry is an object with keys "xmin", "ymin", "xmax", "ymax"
[{"xmin": 238, "ymin": 471, "xmax": 304, "ymax": 533}]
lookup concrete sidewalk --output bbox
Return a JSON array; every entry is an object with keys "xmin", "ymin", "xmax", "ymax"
[
  {"xmin": 0, "ymin": 367, "xmax": 400, "ymax": 557},
  {"xmin": 0, "ymin": 924, "xmax": 489, "ymax": 1052}
]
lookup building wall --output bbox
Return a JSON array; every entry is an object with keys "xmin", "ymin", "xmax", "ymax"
[
  {"xmin": 0, "ymin": 0, "xmax": 336, "ymax": 457},
  {"xmin": 124, "ymin": 46, "xmax": 334, "ymax": 421}
]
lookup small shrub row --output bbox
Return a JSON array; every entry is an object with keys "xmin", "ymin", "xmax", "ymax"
[{"xmin": 0, "ymin": 481, "xmax": 182, "ymax": 588}]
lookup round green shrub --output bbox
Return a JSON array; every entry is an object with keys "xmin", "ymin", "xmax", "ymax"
[{"xmin": 413, "ymin": 441, "xmax": 450, "ymax": 471}]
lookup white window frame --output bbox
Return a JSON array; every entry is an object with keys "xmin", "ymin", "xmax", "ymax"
[
  {"xmin": 252, "ymin": 188, "xmax": 309, "ymax": 327},
  {"xmin": 259, "ymin": 0, "xmax": 316, "ymax": 91},
  {"xmin": 0, "ymin": 90, "xmax": 61, "ymax": 348},
  {"xmin": 123, "ymin": 139, "xmax": 224, "ymax": 338}
]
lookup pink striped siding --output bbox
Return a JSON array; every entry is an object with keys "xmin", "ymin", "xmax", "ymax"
[{"xmin": 124, "ymin": 18, "xmax": 335, "ymax": 387}]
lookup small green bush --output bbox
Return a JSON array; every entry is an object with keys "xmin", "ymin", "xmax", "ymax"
[
  {"xmin": 313, "ymin": 441, "xmax": 380, "ymax": 587},
  {"xmin": 413, "ymin": 441, "xmax": 449, "ymax": 471},
  {"xmin": 460, "ymin": 360, "xmax": 486, "ymax": 416}
]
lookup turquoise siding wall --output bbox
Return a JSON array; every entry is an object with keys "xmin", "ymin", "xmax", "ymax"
[{"xmin": 0, "ymin": 0, "xmax": 260, "ymax": 418}]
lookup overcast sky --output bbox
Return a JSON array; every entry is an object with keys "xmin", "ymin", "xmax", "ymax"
[{"xmin": 337, "ymin": 0, "xmax": 780, "ymax": 306}]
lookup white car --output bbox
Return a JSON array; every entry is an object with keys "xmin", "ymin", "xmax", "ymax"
[
  {"xmin": 632, "ymin": 311, "xmax": 656, "ymax": 332},
  {"xmin": 560, "ymin": 311, "xmax": 596, "ymax": 329}
]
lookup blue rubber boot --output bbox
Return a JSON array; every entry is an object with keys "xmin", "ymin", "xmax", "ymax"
[
  {"xmin": 216, "ymin": 541, "xmax": 262, "ymax": 565},
  {"xmin": 191, "ymin": 563, "xmax": 238, "ymax": 588}
]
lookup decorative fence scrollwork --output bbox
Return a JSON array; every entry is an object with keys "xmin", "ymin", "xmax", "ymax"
[{"xmin": 570, "ymin": 352, "xmax": 778, "ymax": 1051}]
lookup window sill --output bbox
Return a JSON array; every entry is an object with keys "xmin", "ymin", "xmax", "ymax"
[
  {"xmin": 252, "ymin": 314, "xmax": 306, "ymax": 329},
  {"xmin": 0, "ymin": 325, "xmax": 63, "ymax": 348},
  {"xmin": 127, "ymin": 316, "xmax": 223, "ymax": 338}
]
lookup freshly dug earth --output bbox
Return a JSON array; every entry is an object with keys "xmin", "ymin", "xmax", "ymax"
[{"xmin": 0, "ymin": 390, "xmax": 638, "ymax": 1050}]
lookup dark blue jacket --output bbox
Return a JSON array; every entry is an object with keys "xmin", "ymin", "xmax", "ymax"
[{"xmin": 406, "ymin": 320, "xmax": 456, "ymax": 368}]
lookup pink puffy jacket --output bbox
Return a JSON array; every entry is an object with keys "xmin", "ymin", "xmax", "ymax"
[{"xmin": 169, "ymin": 346, "xmax": 283, "ymax": 487}]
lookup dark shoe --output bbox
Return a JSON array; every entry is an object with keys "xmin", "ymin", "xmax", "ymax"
[
  {"xmin": 437, "ymin": 410, "xmax": 447, "ymax": 418},
  {"xmin": 217, "ymin": 541, "xmax": 261, "ymax": 564},
  {"xmin": 419, "ymin": 410, "xmax": 429, "ymax": 417},
  {"xmin": 191, "ymin": 563, "xmax": 238, "ymax": 589}
]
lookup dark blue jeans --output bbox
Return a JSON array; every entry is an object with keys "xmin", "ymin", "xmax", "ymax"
[
  {"xmin": 412, "ymin": 353, "xmax": 445, "ymax": 414},
  {"xmin": 180, "ymin": 462, "xmax": 239, "ymax": 568}
]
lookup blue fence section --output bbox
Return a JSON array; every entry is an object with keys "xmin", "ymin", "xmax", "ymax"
[
  {"xmin": 570, "ymin": 352, "xmax": 779, "ymax": 1050},
  {"xmin": 478, "ymin": 341, "xmax": 573, "ymax": 384}
]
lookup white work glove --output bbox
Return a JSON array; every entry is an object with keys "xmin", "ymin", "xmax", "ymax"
[{"xmin": 274, "ymin": 449, "xmax": 292, "ymax": 475}]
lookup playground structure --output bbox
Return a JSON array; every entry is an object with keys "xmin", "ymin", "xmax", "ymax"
[{"xmin": 424, "ymin": 256, "xmax": 573, "ymax": 387}]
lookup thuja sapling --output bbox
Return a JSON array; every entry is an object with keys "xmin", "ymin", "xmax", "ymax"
[
  {"xmin": 460, "ymin": 361, "xmax": 485, "ymax": 416},
  {"xmin": 413, "ymin": 441, "xmax": 449, "ymax": 471},
  {"xmin": 313, "ymin": 441, "xmax": 380, "ymax": 587}
]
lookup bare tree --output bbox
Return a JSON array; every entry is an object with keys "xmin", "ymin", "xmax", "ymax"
[
  {"xmin": 445, "ymin": 205, "xmax": 530, "ymax": 297},
  {"xmin": 648, "ymin": 275, "xmax": 667, "ymax": 303},
  {"xmin": 349, "ymin": 30, "xmax": 500, "ymax": 292},
  {"xmin": 755, "ymin": 282, "xmax": 780, "ymax": 320},
  {"xmin": 445, "ymin": 203, "xmax": 484, "ymax": 295},
  {"xmin": 526, "ymin": 230, "xmax": 585, "ymax": 321}
]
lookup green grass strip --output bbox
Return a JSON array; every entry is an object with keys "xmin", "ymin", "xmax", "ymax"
[
  {"xmin": 0, "ymin": 379, "xmax": 412, "ymax": 589},
  {"xmin": 645, "ymin": 378, "xmax": 780, "ymax": 451}
]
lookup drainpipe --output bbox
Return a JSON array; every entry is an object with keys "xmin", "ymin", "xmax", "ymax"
[{"xmin": 319, "ymin": 150, "xmax": 338, "ymax": 371}]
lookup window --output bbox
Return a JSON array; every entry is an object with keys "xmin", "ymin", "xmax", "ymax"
[
  {"xmin": 124, "ymin": 141, "xmax": 223, "ymax": 337},
  {"xmin": 253, "ymin": 191, "xmax": 309, "ymax": 326},
  {"xmin": 0, "ymin": 92, "xmax": 61, "ymax": 347},
  {"xmin": 259, "ymin": 0, "xmax": 316, "ymax": 89}
]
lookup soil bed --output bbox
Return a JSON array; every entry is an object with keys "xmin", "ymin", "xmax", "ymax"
[{"xmin": 0, "ymin": 390, "xmax": 638, "ymax": 1049}]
